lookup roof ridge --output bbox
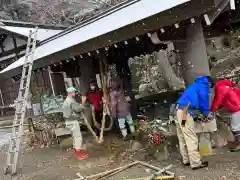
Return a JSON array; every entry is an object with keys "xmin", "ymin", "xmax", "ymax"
[
  {"xmin": 0, "ymin": 19, "xmax": 68, "ymax": 30},
  {"xmin": 40, "ymin": 0, "xmax": 139, "ymax": 45}
]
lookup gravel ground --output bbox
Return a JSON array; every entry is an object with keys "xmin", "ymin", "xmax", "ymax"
[{"xmin": 0, "ymin": 135, "xmax": 239, "ymax": 180}]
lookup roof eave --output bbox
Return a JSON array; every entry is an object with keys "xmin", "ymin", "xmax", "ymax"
[
  {"xmin": 0, "ymin": 0, "xmax": 223, "ymax": 78},
  {"xmin": 0, "ymin": 19, "xmax": 68, "ymax": 30}
]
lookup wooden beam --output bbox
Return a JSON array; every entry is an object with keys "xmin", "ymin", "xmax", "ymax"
[
  {"xmin": 0, "ymin": 43, "xmax": 4, "ymax": 53},
  {"xmin": 0, "ymin": 44, "xmax": 26, "ymax": 58},
  {"xmin": 0, "ymin": 27, "xmax": 28, "ymax": 41},
  {"xmin": 12, "ymin": 37, "xmax": 19, "ymax": 60},
  {"xmin": 204, "ymin": 0, "xmax": 230, "ymax": 25},
  {"xmin": 0, "ymin": 34, "xmax": 7, "ymax": 53}
]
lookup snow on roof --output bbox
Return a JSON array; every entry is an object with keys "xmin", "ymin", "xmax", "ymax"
[
  {"xmin": 0, "ymin": 0, "xmax": 189, "ymax": 74},
  {"xmin": 0, "ymin": 23, "xmax": 63, "ymax": 41}
]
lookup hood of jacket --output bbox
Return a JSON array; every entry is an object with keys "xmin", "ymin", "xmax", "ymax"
[
  {"xmin": 215, "ymin": 80, "xmax": 237, "ymax": 88},
  {"xmin": 211, "ymin": 80, "xmax": 240, "ymax": 113},
  {"xmin": 195, "ymin": 76, "xmax": 209, "ymax": 86},
  {"xmin": 176, "ymin": 76, "xmax": 210, "ymax": 116}
]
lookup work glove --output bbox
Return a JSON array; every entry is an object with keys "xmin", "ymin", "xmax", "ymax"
[
  {"xmin": 194, "ymin": 113, "xmax": 205, "ymax": 121},
  {"xmin": 169, "ymin": 115, "xmax": 175, "ymax": 125},
  {"xmin": 202, "ymin": 112, "xmax": 214, "ymax": 122},
  {"xmin": 206, "ymin": 112, "xmax": 214, "ymax": 121}
]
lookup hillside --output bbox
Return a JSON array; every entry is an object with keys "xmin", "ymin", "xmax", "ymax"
[{"xmin": 0, "ymin": 0, "xmax": 124, "ymax": 25}]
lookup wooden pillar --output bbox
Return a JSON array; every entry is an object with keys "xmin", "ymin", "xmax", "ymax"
[
  {"xmin": 175, "ymin": 18, "xmax": 210, "ymax": 85},
  {"xmin": 78, "ymin": 57, "xmax": 93, "ymax": 104},
  {"xmin": 47, "ymin": 67, "xmax": 56, "ymax": 96},
  {"xmin": 99, "ymin": 53, "xmax": 110, "ymax": 106}
]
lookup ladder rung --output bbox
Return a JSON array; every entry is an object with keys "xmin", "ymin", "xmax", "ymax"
[
  {"xmin": 15, "ymin": 110, "xmax": 24, "ymax": 114},
  {"xmin": 29, "ymin": 30, "xmax": 37, "ymax": 36},
  {"xmin": 21, "ymin": 76, "xmax": 28, "ymax": 80},
  {"xmin": 15, "ymin": 110, "xmax": 23, "ymax": 114},
  {"xmin": 26, "ymin": 52, "xmax": 34, "ymax": 57},
  {"xmin": 8, "ymin": 148, "xmax": 16, "ymax": 153},
  {"xmin": 11, "ymin": 136, "xmax": 20, "ymax": 140},
  {"xmin": 15, "ymin": 100, "xmax": 23, "ymax": 105},
  {"xmin": 14, "ymin": 113, "xmax": 22, "ymax": 117},
  {"xmin": 13, "ymin": 123, "xmax": 22, "ymax": 127},
  {"xmin": 23, "ymin": 63, "xmax": 33, "ymax": 68},
  {"xmin": 28, "ymin": 42, "xmax": 35, "ymax": 47}
]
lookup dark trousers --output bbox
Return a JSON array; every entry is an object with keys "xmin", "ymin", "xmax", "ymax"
[
  {"xmin": 232, "ymin": 131, "xmax": 240, "ymax": 142},
  {"xmin": 92, "ymin": 109, "xmax": 102, "ymax": 136}
]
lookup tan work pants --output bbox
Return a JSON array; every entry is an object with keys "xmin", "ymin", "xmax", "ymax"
[
  {"xmin": 175, "ymin": 109, "xmax": 202, "ymax": 168},
  {"xmin": 65, "ymin": 120, "xmax": 83, "ymax": 150}
]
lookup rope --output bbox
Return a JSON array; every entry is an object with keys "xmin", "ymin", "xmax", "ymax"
[
  {"xmin": 81, "ymin": 112, "xmax": 99, "ymax": 142},
  {"xmin": 90, "ymin": 103, "xmax": 113, "ymax": 143}
]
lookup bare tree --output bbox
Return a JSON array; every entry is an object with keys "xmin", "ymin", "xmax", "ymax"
[{"xmin": 0, "ymin": 0, "xmax": 124, "ymax": 25}]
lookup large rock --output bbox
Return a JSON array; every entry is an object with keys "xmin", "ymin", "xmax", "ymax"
[{"xmin": 154, "ymin": 50, "xmax": 185, "ymax": 90}]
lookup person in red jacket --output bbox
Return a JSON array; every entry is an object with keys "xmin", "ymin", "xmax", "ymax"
[
  {"xmin": 88, "ymin": 82, "xmax": 103, "ymax": 136},
  {"xmin": 211, "ymin": 80, "xmax": 240, "ymax": 151}
]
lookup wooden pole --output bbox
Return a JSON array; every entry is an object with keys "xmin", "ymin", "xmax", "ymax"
[
  {"xmin": 98, "ymin": 54, "xmax": 110, "ymax": 142},
  {"xmin": 126, "ymin": 175, "xmax": 175, "ymax": 180},
  {"xmin": 137, "ymin": 161, "xmax": 174, "ymax": 176},
  {"xmin": 81, "ymin": 112, "xmax": 99, "ymax": 142},
  {"xmin": 0, "ymin": 88, "xmax": 4, "ymax": 107},
  {"xmin": 146, "ymin": 165, "xmax": 173, "ymax": 180},
  {"xmin": 95, "ymin": 162, "xmax": 139, "ymax": 180},
  {"xmin": 47, "ymin": 67, "xmax": 56, "ymax": 96},
  {"xmin": 75, "ymin": 161, "xmax": 174, "ymax": 180},
  {"xmin": 86, "ymin": 161, "xmax": 139, "ymax": 180}
]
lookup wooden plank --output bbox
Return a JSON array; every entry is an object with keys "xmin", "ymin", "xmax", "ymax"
[
  {"xmin": 204, "ymin": 0, "xmax": 230, "ymax": 25},
  {"xmin": 0, "ymin": 19, "xmax": 67, "ymax": 30},
  {"xmin": 12, "ymin": 37, "xmax": 19, "ymax": 60},
  {"xmin": 0, "ymin": 34, "xmax": 7, "ymax": 53},
  {"xmin": 126, "ymin": 175, "xmax": 175, "ymax": 180},
  {"xmin": 0, "ymin": 44, "xmax": 26, "ymax": 58},
  {"xmin": 82, "ymin": 161, "xmax": 139, "ymax": 179}
]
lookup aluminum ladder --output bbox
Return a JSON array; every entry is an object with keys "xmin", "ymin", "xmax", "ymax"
[{"xmin": 4, "ymin": 27, "xmax": 38, "ymax": 176}]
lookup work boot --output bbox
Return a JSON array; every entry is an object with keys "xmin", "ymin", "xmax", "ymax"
[
  {"xmin": 192, "ymin": 161, "xmax": 208, "ymax": 170},
  {"xmin": 73, "ymin": 149, "xmax": 88, "ymax": 160},
  {"xmin": 183, "ymin": 162, "xmax": 190, "ymax": 166}
]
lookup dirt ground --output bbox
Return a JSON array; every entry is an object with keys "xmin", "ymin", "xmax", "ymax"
[{"xmin": 0, "ymin": 134, "xmax": 240, "ymax": 180}]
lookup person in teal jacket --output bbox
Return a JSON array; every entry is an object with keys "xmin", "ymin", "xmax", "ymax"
[{"xmin": 175, "ymin": 76, "xmax": 214, "ymax": 170}]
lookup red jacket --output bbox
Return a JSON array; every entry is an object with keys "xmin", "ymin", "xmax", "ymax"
[
  {"xmin": 211, "ymin": 80, "xmax": 240, "ymax": 113},
  {"xmin": 88, "ymin": 91, "xmax": 103, "ymax": 112}
]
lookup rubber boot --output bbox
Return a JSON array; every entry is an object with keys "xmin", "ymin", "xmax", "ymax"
[{"xmin": 73, "ymin": 149, "xmax": 88, "ymax": 160}]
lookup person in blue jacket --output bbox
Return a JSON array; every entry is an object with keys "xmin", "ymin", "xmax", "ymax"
[{"xmin": 175, "ymin": 76, "xmax": 214, "ymax": 170}]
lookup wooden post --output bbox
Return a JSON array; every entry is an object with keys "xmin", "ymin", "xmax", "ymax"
[
  {"xmin": 98, "ymin": 54, "xmax": 111, "ymax": 142},
  {"xmin": 0, "ymin": 88, "xmax": 4, "ymax": 107},
  {"xmin": 47, "ymin": 67, "xmax": 56, "ymax": 96},
  {"xmin": 81, "ymin": 112, "xmax": 99, "ymax": 142},
  {"xmin": 99, "ymin": 54, "xmax": 110, "ymax": 106}
]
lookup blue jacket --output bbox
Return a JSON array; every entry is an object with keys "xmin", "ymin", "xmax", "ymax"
[{"xmin": 176, "ymin": 76, "xmax": 210, "ymax": 116}]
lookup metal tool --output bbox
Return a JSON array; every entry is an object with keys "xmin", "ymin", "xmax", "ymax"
[{"xmin": 4, "ymin": 27, "xmax": 38, "ymax": 176}]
